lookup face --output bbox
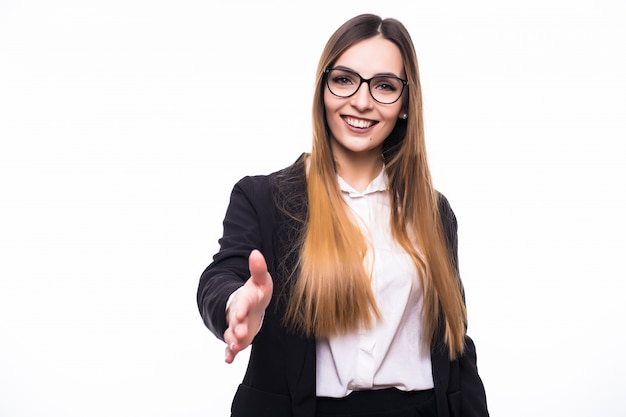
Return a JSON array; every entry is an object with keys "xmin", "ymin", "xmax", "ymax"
[{"xmin": 324, "ymin": 36, "xmax": 406, "ymax": 160}]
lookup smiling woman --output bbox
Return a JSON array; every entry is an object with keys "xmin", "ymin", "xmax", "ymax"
[
  {"xmin": 197, "ymin": 13, "xmax": 489, "ymax": 417},
  {"xmin": 1, "ymin": 1, "xmax": 625, "ymax": 417}
]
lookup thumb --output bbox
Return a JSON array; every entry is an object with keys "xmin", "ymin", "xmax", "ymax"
[{"xmin": 248, "ymin": 249, "xmax": 271, "ymax": 289}]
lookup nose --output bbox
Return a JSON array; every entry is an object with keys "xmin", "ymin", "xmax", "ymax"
[{"xmin": 349, "ymin": 81, "xmax": 374, "ymax": 110}]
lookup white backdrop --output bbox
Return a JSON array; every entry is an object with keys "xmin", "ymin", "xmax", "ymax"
[{"xmin": 1, "ymin": 1, "xmax": 625, "ymax": 416}]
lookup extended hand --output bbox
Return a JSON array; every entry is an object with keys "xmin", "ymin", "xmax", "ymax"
[{"xmin": 223, "ymin": 249, "xmax": 273, "ymax": 363}]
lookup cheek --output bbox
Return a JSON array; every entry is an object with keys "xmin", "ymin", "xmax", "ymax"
[
  {"xmin": 323, "ymin": 94, "xmax": 343, "ymax": 128},
  {"xmin": 381, "ymin": 109, "xmax": 401, "ymax": 130},
  {"xmin": 323, "ymin": 90, "xmax": 338, "ymax": 114},
  {"xmin": 387, "ymin": 104, "xmax": 403, "ymax": 120}
]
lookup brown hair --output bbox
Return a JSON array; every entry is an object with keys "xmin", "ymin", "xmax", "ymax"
[{"xmin": 284, "ymin": 14, "xmax": 467, "ymax": 359}]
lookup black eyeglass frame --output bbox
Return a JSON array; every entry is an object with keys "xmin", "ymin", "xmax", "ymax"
[{"xmin": 324, "ymin": 67, "xmax": 408, "ymax": 105}]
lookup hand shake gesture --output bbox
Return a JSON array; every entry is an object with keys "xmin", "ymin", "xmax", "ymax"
[{"xmin": 223, "ymin": 249, "xmax": 273, "ymax": 363}]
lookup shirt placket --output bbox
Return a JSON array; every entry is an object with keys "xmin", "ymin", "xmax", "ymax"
[{"xmin": 350, "ymin": 193, "xmax": 377, "ymax": 389}]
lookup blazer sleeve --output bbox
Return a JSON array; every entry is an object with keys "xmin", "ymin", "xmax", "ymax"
[
  {"xmin": 438, "ymin": 193, "xmax": 490, "ymax": 417},
  {"xmin": 458, "ymin": 336, "xmax": 489, "ymax": 417},
  {"xmin": 197, "ymin": 176, "xmax": 267, "ymax": 340}
]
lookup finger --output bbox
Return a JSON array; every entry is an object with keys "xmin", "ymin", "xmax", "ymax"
[
  {"xmin": 248, "ymin": 249, "xmax": 270, "ymax": 287},
  {"xmin": 223, "ymin": 327, "xmax": 235, "ymax": 349},
  {"xmin": 225, "ymin": 323, "xmax": 250, "ymax": 350},
  {"xmin": 231, "ymin": 295, "xmax": 252, "ymax": 323},
  {"xmin": 228, "ymin": 287, "xmax": 253, "ymax": 325},
  {"xmin": 225, "ymin": 343, "xmax": 236, "ymax": 364},
  {"xmin": 233, "ymin": 323, "xmax": 250, "ymax": 341},
  {"xmin": 224, "ymin": 328, "xmax": 242, "ymax": 354}
]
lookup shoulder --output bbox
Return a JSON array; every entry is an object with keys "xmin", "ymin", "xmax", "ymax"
[
  {"xmin": 437, "ymin": 192, "xmax": 457, "ymax": 227},
  {"xmin": 234, "ymin": 153, "xmax": 307, "ymax": 192},
  {"xmin": 233, "ymin": 154, "xmax": 306, "ymax": 200},
  {"xmin": 436, "ymin": 191, "xmax": 460, "ymax": 273}
]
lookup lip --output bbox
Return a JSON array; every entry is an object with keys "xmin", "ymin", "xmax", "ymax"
[{"xmin": 342, "ymin": 116, "xmax": 378, "ymax": 131}]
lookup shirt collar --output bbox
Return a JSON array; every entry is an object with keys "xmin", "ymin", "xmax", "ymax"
[{"xmin": 337, "ymin": 166, "xmax": 388, "ymax": 198}]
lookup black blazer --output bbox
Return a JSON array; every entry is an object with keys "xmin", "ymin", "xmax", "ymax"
[{"xmin": 197, "ymin": 154, "xmax": 489, "ymax": 417}]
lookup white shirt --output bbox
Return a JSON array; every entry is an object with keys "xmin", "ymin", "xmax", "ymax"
[{"xmin": 315, "ymin": 168, "xmax": 434, "ymax": 397}]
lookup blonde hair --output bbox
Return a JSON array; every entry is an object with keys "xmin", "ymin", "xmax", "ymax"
[{"xmin": 284, "ymin": 14, "xmax": 467, "ymax": 359}]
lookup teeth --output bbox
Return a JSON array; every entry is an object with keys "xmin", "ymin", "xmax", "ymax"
[{"xmin": 344, "ymin": 117, "xmax": 374, "ymax": 129}]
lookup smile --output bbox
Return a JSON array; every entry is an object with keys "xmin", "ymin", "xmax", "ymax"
[{"xmin": 343, "ymin": 116, "xmax": 377, "ymax": 129}]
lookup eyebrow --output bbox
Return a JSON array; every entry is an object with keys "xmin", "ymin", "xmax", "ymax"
[{"xmin": 332, "ymin": 65, "xmax": 403, "ymax": 79}]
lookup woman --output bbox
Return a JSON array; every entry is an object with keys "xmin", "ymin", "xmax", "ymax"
[{"xmin": 197, "ymin": 13, "xmax": 489, "ymax": 417}]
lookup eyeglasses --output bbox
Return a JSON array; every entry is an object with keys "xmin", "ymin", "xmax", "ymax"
[{"xmin": 324, "ymin": 67, "xmax": 407, "ymax": 104}]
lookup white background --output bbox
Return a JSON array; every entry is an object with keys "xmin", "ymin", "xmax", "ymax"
[{"xmin": 1, "ymin": 1, "xmax": 625, "ymax": 416}]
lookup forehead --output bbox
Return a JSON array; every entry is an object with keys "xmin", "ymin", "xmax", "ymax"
[{"xmin": 334, "ymin": 36, "xmax": 404, "ymax": 77}]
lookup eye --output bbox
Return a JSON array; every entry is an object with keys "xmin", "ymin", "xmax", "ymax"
[
  {"xmin": 332, "ymin": 72, "xmax": 357, "ymax": 86},
  {"xmin": 372, "ymin": 77, "xmax": 400, "ymax": 93}
]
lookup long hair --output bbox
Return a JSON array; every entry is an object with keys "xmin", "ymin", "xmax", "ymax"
[{"xmin": 283, "ymin": 14, "xmax": 467, "ymax": 359}]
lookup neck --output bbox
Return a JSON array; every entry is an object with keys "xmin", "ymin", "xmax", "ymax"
[{"xmin": 332, "ymin": 147, "xmax": 384, "ymax": 192}]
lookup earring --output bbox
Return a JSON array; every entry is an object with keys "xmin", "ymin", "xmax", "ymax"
[{"xmin": 400, "ymin": 113, "xmax": 408, "ymax": 120}]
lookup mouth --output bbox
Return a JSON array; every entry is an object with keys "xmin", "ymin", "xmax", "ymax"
[{"xmin": 342, "ymin": 116, "xmax": 377, "ymax": 129}]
